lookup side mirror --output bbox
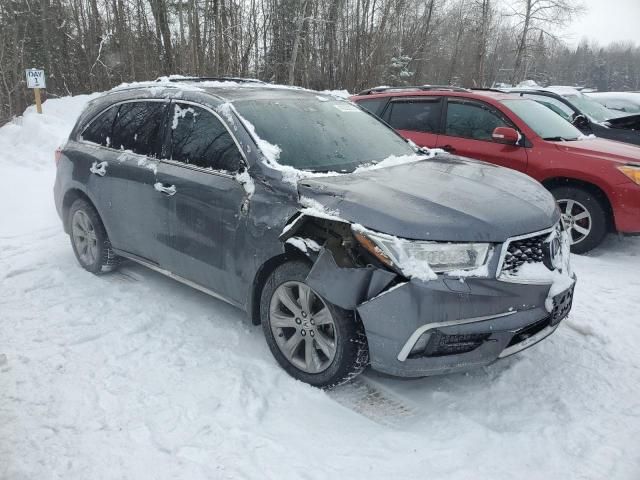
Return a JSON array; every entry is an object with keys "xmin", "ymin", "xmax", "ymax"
[
  {"xmin": 492, "ymin": 127, "xmax": 520, "ymax": 145},
  {"xmin": 572, "ymin": 114, "xmax": 589, "ymax": 129}
]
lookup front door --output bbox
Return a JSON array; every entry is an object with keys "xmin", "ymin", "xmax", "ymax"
[
  {"xmin": 436, "ymin": 98, "xmax": 528, "ymax": 173},
  {"xmin": 153, "ymin": 102, "xmax": 249, "ymax": 303}
]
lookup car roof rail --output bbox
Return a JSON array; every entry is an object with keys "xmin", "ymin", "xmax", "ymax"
[
  {"xmin": 357, "ymin": 85, "xmax": 470, "ymax": 95},
  {"xmin": 469, "ymin": 87, "xmax": 510, "ymax": 93},
  {"xmin": 157, "ymin": 76, "xmax": 266, "ymax": 84}
]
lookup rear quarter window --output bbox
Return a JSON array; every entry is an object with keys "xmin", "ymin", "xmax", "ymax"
[{"xmin": 81, "ymin": 105, "xmax": 118, "ymax": 147}]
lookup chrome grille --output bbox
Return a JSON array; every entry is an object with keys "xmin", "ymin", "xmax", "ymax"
[{"xmin": 501, "ymin": 232, "xmax": 547, "ymax": 274}]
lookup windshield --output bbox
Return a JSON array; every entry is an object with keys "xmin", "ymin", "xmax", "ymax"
[
  {"xmin": 502, "ymin": 99, "xmax": 584, "ymax": 141},
  {"xmin": 563, "ymin": 93, "xmax": 625, "ymax": 122},
  {"xmin": 234, "ymin": 97, "xmax": 415, "ymax": 172}
]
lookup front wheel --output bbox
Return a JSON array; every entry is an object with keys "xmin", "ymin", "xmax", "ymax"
[
  {"xmin": 551, "ymin": 186, "xmax": 608, "ymax": 254},
  {"xmin": 260, "ymin": 260, "xmax": 368, "ymax": 388}
]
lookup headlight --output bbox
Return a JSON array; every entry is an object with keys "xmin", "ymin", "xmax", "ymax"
[
  {"xmin": 618, "ymin": 165, "xmax": 640, "ymax": 185},
  {"xmin": 353, "ymin": 226, "xmax": 490, "ymax": 279}
]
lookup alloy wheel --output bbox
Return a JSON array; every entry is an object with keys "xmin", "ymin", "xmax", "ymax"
[
  {"xmin": 269, "ymin": 281, "xmax": 338, "ymax": 374},
  {"xmin": 71, "ymin": 210, "xmax": 99, "ymax": 265},
  {"xmin": 557, "ymin": 198, "xmax": 592, "ymax": 245}
]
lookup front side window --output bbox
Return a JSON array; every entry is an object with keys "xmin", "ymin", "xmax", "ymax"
[
  {"xmin": 111, "ymin": 101, "xmax": 168, "ymax": 156},
  {"xmin": 169, "ymin": 103, "xmax": 242, "ymax": 172},
  {"xmin": 386, "ymin": 100, "xmax": 441, "ymax": 133},
  {"xmin": 445, "ymin": 101, "xmax": 508, "ymax": 140},
  {"xmin": 81, "ymin": 105, "xmax": 118, "ymax": 147}
]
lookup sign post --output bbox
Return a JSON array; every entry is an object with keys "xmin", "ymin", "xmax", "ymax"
[{"xmin": 25, "ymin": 69, "xmax": 46, "ymax": 114}]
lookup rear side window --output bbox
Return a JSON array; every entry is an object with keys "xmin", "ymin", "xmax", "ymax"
[
  {"xmin": 111, "ymin": 101, "xmax": 168, "ymax": 156},
  {"xmin": 169, "ymin": 103, "xmax": 243, "ymax": 172},
  {"xmin": 445, "ymin": 101, "xmax": 508, "ymax": 141},
  {"xmin": 81, "ymin": 106, "xmax": 118, "ymax": 147},
  {"xmin": 356, "ymin": 98, "xmax": 387, "ymax": 116},
  {"xmin": 385, "ymin": 100, "xmax": 441, "ymax": 133}
]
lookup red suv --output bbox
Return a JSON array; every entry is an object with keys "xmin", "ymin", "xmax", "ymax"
[{"xmin": 351, "ymin": 87, "xmax": 640, "ymax": 253}]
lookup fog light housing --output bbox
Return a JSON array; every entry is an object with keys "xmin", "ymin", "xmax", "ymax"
[{"xmin": 408, "ymin": 332, "xmax": 432, "ymax": 357}]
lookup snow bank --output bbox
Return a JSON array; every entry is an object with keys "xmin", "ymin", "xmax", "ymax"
[{"xmin": 0, "ymin": 93, "xmax": 99, "ymax": 169}]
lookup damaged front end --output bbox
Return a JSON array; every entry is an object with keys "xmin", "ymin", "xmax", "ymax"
[{"xmin": 280, "ymin": 211, "xmax": 576, "ymax": 378}]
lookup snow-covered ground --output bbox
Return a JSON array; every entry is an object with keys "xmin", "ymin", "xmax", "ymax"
[{"xmin": 1, "ymin": 95, "xmax": 639, "ymax": 480}]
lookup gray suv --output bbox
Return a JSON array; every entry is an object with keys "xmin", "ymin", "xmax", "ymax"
[{"xmin": 54, "ymin": 78, "xmax": 576, "ymax": 387}]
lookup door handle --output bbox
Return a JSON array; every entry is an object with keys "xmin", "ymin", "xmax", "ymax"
[
  {"xmin": 441, "ymin": 144, "xmax": 456, "ymax": 153},
  {"xmin": 90, "ymin": 161, "xmax": 107, "ymax": 176},
  {"xmin": 154, "ymin": 182, "xmax": 176, "ymax": 196}
]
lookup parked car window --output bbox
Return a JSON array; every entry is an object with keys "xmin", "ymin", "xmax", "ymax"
[
  {"xmin": 502, "ymin": 99, "xmax": 583, "ymax": 141},
  {"xmin": 81, "ymin": 105, "xmax": 118, "ymax": 147},
  {"xmin": 386, "ymin": 100, "xmax": 441, "ymax": 133},
  {"xmin": 596, "ymin": 98, "xmax": 640, "ymax": 114},
  {"xmin": 170, "ymin": 103, "xmax": 242, "ymax": 172},
  {"xmin": 562, "ymin": 92, "xmax": 625, "ymax": 122},
  {"xmin": 445, "ymin": 101, "xmax": 507, "ymax": 140},
  {"xmin": 111, "ymin": 101, "xmax": 168, "ymax": 156},
  {"xmin": 356, "ymin": 98, "xmax": 387, "ymax": 115},
  {"xmin": 234, "ymin": 98, "xmax": 415, "ymax": 172},
  {"xmin": 520, "ymin": 93, "xmax": 575, "ymax": 122}
]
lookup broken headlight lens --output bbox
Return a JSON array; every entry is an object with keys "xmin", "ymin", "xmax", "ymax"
[{"xmin": 354, "ymin": 227, "xmax": 490, "ymax": 275}]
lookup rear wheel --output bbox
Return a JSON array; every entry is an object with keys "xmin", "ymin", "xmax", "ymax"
[
  {"xmin": 551, "ymin": 186, "xmax": 608, "ymax": 254},
  {"xmin": 260, "ymin": 260, "xmax": 368, "ymax": 388},
  {"xmin": 68, "ymin": 198, "xmax": 119, "ymax": 274}
]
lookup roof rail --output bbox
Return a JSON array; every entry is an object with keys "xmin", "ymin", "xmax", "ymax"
[
  {"xmin": 157, "ymin": 76, "xmax": 266, "ymax": 84},
  {"xmin": 469, "ymin": 87, "xmax": 510, "ymax": 93},
  {"xmin": 357, "ymin": 85, "xmax": 469, "ymax": 95}
]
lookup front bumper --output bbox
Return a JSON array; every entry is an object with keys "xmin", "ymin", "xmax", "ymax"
[
  {"xmin": 356, "ymin": 276, "xmax": 575, "ymax": 377},
  {"xmin": 612, "ymin": 181, "xmax": 640, "ymax": 234}
]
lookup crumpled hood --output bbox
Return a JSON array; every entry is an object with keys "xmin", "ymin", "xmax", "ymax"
[
  {"xmin": 297, "ymin": 155, "xmax": 559, "ymax": 242},
  {"xmin": 553, "ymin": 137, "xmax": 640, "ymax": 164}
]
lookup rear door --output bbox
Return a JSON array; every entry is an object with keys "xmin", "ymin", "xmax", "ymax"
[
  {"xmin": 381, "ymin": 97, "xmax": 442, "ymax": 147},
  {"xmin": 153, "ymin": 102, "xmax": 249, "ymax": 302},
  {"xmin": 79, "ymin": 99, "xmax": 169, "ymax": 260},
  {"xmin": 436, "ymin": 98, "xmax": 528, "ymax": 173}
]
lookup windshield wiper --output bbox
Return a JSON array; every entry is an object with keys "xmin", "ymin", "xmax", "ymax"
[{"xmin": 543, "ymin": 136, "xmax": 578, "ymax": 141}]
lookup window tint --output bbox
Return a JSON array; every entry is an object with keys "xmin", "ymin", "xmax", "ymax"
[
  {"xmin": 386, "ymin": 100, "xmax": 441, "ymax": 133},
  {"xmin": 81, "ymin": 105, "xmax": 118, "ymax": 147},
  {"xmin": 445, "ymin": 101, "xmax": 508, "ymax": 140},
  {"xmin": 111, "ymin": 101, "xmax": 168, "ymax": 156},
  {"xmin": 356, "ymin": 98, "xmax": 387, "ymax": 116},
  {"xmin": 170, "ymin": 103, "xmax": 242, "ymax": 172}
]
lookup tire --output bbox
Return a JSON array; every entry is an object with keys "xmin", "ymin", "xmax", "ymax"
[
  {"xmin": 260, "ymin": 260, "xmax": 369, "ymax": 388},
  {"xmin": 68, "ymin": 198, "xmax": 120, "ymax": 274},
  {"xmin": 550, "ymin": 186, "xmax": 608, "ymax": 254}
]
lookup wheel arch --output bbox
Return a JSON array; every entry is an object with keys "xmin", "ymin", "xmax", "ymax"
[
  {"xmin": 62, "ymin": 188, "xmax": 95, "ymax": 233},
  {"xmin": 541, "ymin": 176, "xmax": 615, "ymax": 231},
  {"xmin": 248, "ymin": 250, "xmax": 312, "ymax": 325}
]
